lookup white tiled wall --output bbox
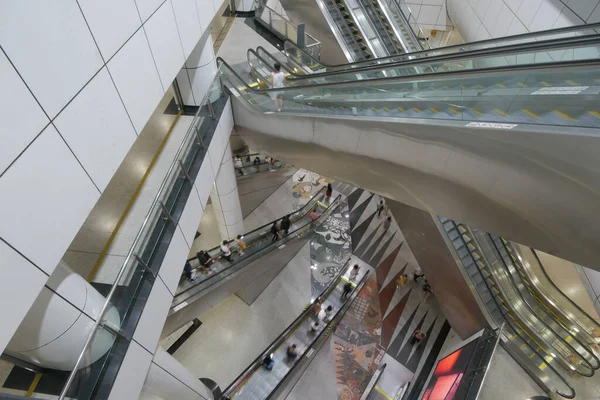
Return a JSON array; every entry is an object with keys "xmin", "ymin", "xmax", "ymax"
[
  {"xmin": 0, "ymin": 0, "xmax": 223, "ymax": 390},
  {"xmin": 447, "ymin": 0, "xmax": 599, "ymax": 44},
  {"xmin": 404, "ymin": 0, "xmax": 454, "ymax": 31},
  {"xmin": 0, "ymin": 0, "xmax": 212, "ymax": 282}
]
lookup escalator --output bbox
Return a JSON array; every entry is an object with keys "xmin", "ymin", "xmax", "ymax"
[
  {"xmin": 437, "ymin": 217, "xmax": 576, "ymax": 398},
  {"xmin": 220, "ymin": 261, "xmax": 370, "ymax": 399},
  {"xmin": 318, "ymin": 0, "xmax": 372, "ymax": 61},
  {"xmin": 217, "ymin": 31, "xmax": 600, "ymax": 269},
  {"xmin": 280, "ymin": 22, "xmax": 600, "ymax": 75},
  {"xmin": 170, "ymin": 188, "xmax": 341, "ymax": 314},
  {"xmin": 490, "ymin": 237, "xmax": 600, "ymax": 356}
]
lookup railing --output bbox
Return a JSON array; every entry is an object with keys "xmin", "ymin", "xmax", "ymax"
[
  {"xmin": 377, "ymin": 0, "xmax": 423, "ymax": 52},
  {"xmin": 57, "ymin": 79, "xmax": 225, "ymax": 399},
  {"xmin": 253, "ymin": 1, "xmax": 322, "ymax": 60},
  {"xmin": 171, "ymin": 191, "xmax": 342, "ymax": 312},
  {"xmin": 222, "ymin": 263, "xmax": 371, "ymax": 398},
  {"xmin": 391, "ymin": 0, "xmax": 429, "ymax": 50}
]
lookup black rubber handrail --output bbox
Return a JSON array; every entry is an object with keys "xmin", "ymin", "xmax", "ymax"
[
  {"xmin": 442, "ymin": 219, "xmax": 574, "ymax": 398},
  {"xmin": 482, "ymin": 232, "xmax": 597, "ymax": 374},
  {"xmin": 265, "ymin": 33, "xmax": 600, "ymax": 81},
  {"xmin": 217, "ymin": 43, "xmax": 600, "ymax": 96},
  {"xmin": 281, "ymin": 22, "xmax": 600, "ymax": 71}
]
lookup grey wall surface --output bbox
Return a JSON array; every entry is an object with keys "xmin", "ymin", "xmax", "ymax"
[
  {"xmin": 232, "ymin": 99, "xmax": 600, "ymax": 270},
  {"xmin": 386, "ymin": 199, "xmax": 487, "ymax": 338}
]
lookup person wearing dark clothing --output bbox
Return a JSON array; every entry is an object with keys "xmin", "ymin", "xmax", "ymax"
[
  {"xmin": 411, "ymin": 329, "xmax": 426, "ymax": 345},
  {"xmin": 253, "ymin": 156, "xmax": 261, "ymax": 165},
  {"xmin": 413, "ymin": 273, "xmax": 425, "ymax": 282},
  {"xmin": 245, "ymin": 155, "xmax": 251, "ymax": 163},
  {"xmin": 271, "ymin": 222, "xmax": 280, "ymax": 242},
  {"xmin": 263, "ymin": 354, "xmax": 274, "ymax": 370},
  {"xmin": 422, "ymin": 279, "xmax": 433, "ymax": 300},
  {"xmin": 342, "ymin": 282, "xmax": 353, "ymax": 299},
  {"xmin": 196, "ymin": 250, "xmax": 212, "ymax": 267},
  {"xmin": 280, "ymin": 215, "xmax": 291, "ymax": 235},
  {"xmin": 325, "ymin": 183, "xmax": 333, "ymax": 202},
  {"xmin": 183, "ymin": 262, "xmax": 195, "ymax": 281},
  {"xmin": 377, "ymin": 200, "xmax": 385, "ymax": 218},
  {"xmin": 287, "ymin": 344, "xmax": 298, "ymax": 359}
]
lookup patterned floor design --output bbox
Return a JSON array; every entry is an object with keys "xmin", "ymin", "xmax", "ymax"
[{"xmin": 331, "ymin": 182, "xmax": 450, "ymax": 376}]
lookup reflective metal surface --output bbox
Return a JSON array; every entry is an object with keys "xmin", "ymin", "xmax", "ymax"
[{"xmin": 232, "ymin": 98, "xmax": 600, "ymax": 269}]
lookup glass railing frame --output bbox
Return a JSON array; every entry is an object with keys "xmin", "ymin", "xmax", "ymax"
[
  {"xmin": 469, "ymin": 228, "xmax": 597, "ymax": 375},
  {"xmin": 437, "ymin": 217, "xmax": 574, "ymax": 398},
  {"xmin": 282, "ymin": 22, "xmax": 600, "ymax": 72},
  {"xmin": 223, "ymin": 264, "xmax": 371, "ymax": 398},
  {"xmin": 171, "ymin": 192, "xmax": 342, "ymax": 312},
  {"xmin": 488, "ymin": 235, "xmax": 600, "ymax": 368},
  {"xmin": 57, "ymin": 80, "xmax": 225, "ymax": 399},
  {"xmin": 279, "ymin": 33, "xmax": 600, "ymax": 81}
]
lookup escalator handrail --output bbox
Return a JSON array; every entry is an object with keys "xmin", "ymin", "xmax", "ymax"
[
  {"xmin": 218, "ymin": 41, "xmax": 600, "ymax": 97},
  {"xmin": 480, "ymin": 231, "xmax": 598, "ymax": 373},
  {"xmin": 222, "ymin": 258, "xmax": 363, "ymax": 397},
  {"xmin": 185, "ymin": 186, "xmax": 325, "ymax": 264},
  {"xmin": 491, "ymin": 236, "xmax": 600, "ymax": 369},
  {"xmin": 523, "ymin": 245, "xmax": 600, "ymax": 334},
  {"xmin": 314, "ymin": 0, "xmax": 365, "ymax": 62},
  {"xmin": 281, "ymin": 22, "xmax": 600, "ymax": 71},
  {"xmin": 173, "ymin": 193, "xmax": 342, "ymax": 307},
  {"xmin": 279, "ymin": 33, "xmax": 600, "ymax": 80},
  {"xmin": 248, "ymin": 48, "xmax": 296, "ymax": 76},
  {"xmin": 442, "ymin": 219, "xmax": 574, "ymax": 398}
]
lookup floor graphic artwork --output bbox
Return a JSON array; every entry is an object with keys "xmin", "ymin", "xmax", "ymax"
[
  {"xmin": 333, "ymin": 278, "xmax": 385, "ymax": 400},
  {"xmin": 310, "ymin": 201, "xmax": 352, "ymax": 298},
  {"xmin": 330, "ymin": 181, "xmax": 451, "ymax": 382}
]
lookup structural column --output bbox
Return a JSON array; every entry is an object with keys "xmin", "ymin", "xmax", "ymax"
[
  {"xmin": 175, "ymin": 32, "xmax": 217, "ymax": 106},
  {"xmin": 210, "ymin": 144, "xmax": 244, "ymax": 240}
]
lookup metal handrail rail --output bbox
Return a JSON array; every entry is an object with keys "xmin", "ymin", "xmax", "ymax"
[
  {"xmin": 223, "ymin": 268, "xmax": 371, "ymax": 398},
  {"xmin": 472, "ymin": 230, "xmax": 597, "ymax": 374},
  {"xmin": 280, "ymin": 21, "xmax": 600, "ymax": 70},
  {"xmin": 392, "ymin": 0, "xmax": 428, "ymax": 50},
  {"xmin": 222, "ymin": 258, "xmax": 352, "ymax": 395},
  {"xmin": 359, "ymin": 0, "xmax": 402, "ymax": 55},
  {"xmin": 58, "ymin": 80, "xmax": 221, "ymax": 399},
  {"xmin": 218, "ymin": 44, "xmax": 600, "ymax": 95},
  {"xmin": 314, "ymin": 0, "xmax": 364, "ymax": 62},
  {"xmin": 375, "ymin": 0, "xmax": 417, "ymax": 53},
  {"xmin": 344, "ymin": 0, "xmax": 382, "ymax": 57},
  {"xmin": 281, "ymin": 33, "xmax": 600, "ymax": 80},
  {"xmin": 440, "ymin": 218, "xmax": 574, "ymax": 398}
]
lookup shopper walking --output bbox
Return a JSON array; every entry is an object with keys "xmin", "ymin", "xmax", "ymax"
[
  {"xmin": 271, "ymin": 63, "xmax": 286, "ymax": 111},
  {"xmin": 342, "ymin": 282, "xmax": 353, "ymax": 299},
  {"xmin": 377, "ymin": 200, "xmax": 385, "ymax": 218},
  {"xmin": 349, "ymin": 264, "xmax": 360, "ymax": 281}
]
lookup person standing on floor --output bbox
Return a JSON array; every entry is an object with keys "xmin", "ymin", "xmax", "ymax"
[
  {"xmin": 235, "ymin": 235, "xmax": 247, "ymax": 255},
  {"xmin": 280, "ymin": 215, "xmax": 291, "ymax": 235},
  {"xmin": 183, "ymin": 262, "xmax": 196, "ymax": 281},
  {"xmin": 271, "ymin": 63, "xmax": 286, "ymax": 112},
  {"xmin": 383, "ymin": 216, "xmax": 392, "ymax": 231},
  {"xmin": 377, "ymin": 200, "xmax": 385, "ymax": 218},
  {"xmin": 287, "ymin": 344, "xmax": 298, "ymax": 359},
  {"xmin": 220, "ymin": 241, "xmax": 233, "ymax": 262},
  {"xmin": 271, "ymin": 222, "xmax": 281, "ymax": 242},
  {"xmin": 411, "ymin": 329, "xmax": 426, "ymax": 345}
]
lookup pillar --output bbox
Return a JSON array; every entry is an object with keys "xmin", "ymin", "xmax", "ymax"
[
  {"xmin": 139, "ymin": 347, "xmax": 215, "ymax": 400},
  {"xmin": 175, "ymin": 31, "xmax": 217, "ymax": 107},
  {"xmin": 210, "ymin": 144, "xmax": 244, "ymax": 240}
]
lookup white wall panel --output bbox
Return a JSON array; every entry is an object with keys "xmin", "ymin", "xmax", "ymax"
[
  {"xmin": 54, "ymin": 68, "xmax": 138, "ymax": 191},
  {"xmin": 0, "ymin": 50, "xmax": 50, "ymax": 174},
  {"xmin": 152, "ymin": 347, "xmax": 214, "ymax": 399},
  {"xmin": 219, "ymin": 98, "xmax": 234, "ymax": 147},
  {"xmin": 0, "ymin": 1, "xmax": 103, "ymax": 118},
  {"xmin": 78, "ymin": 0, "xmax": 142, "ymax": 60},
  {"xmin": 529, "ymin": 0, "xmax": 564, "ymax": 31},
  {"xmin": 133, "ymin": 279, "xmax": 173, "ymax": 352},
  {"xmin": 176, "ymin": 68, "xmax": 196, "ymax": 105},
  {"xmin": 207, "ymin": 124, "xmax": 225, "ymax": 175},
  {"xmin": 159, "ymin": 227, "xmax": 190, "ymax": 295},
  {"xmin": 145, "ymin": 2, "xmax": 186, "ymax": 86},
  {"xmin": 108, "ymin": 29, "xmax": 164, "ymax": 132},
  {"xmin": 565, "ymin": 0, "xmax": 600, "ymax": 21},
  {"xmin": 108, "ymin": 341, "xmax": 153, "ymax": 400},
  {"xmin": 196, "ymin": 0, "xmax": 216, "ymax": 32},
  {"xmin": 0, "ymin": 125, "xmax": 99, "ymax": 275},
  {"xmin": 178, "ymin": 190, "xmax": 204, "ymax": 247},
  {"xmin": 588, "ymin": 2, "xmax": 600, "ymax": 22},
  {"xmin": 136, "ymin": 0, "xmax": 167, "ymax": 22},
  {"xmin": 171, "ymin": 0, "xmax": 204, "ymax": 57},
  {"xmin": 0, "ymin": 242, "xmax": 48, "ymax": 354},
  {"xmin": 141, "ymin": 362, "xmax": 206, "ymax": 400}
]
